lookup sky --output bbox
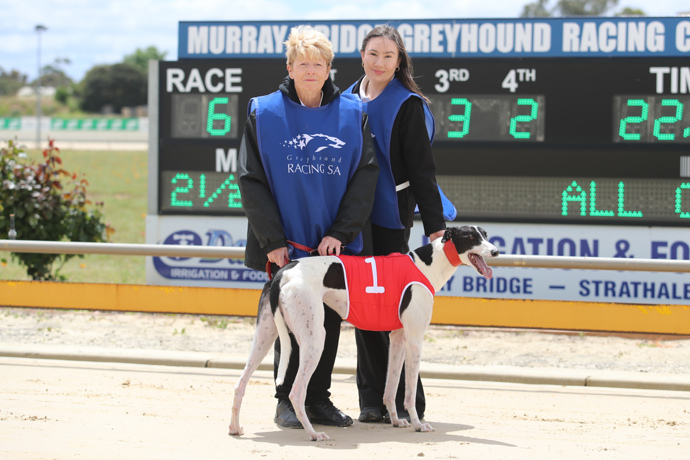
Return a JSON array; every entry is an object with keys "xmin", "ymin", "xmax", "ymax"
[{"xmin": 1, "ymin": 0, "xmax": 687, "ymax": 83}]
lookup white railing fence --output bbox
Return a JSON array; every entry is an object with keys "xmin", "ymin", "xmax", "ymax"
[{"xmin": 1, "ymin": 239, "xmax": 690, "ymax": 273}]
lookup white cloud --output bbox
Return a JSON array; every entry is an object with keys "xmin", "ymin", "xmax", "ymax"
[{"xmin": 0, "ymin": 0, "xmax": 684, "ymax": 83}]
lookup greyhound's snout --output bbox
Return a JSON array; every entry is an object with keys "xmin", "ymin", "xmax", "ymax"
[{"xmin": 491, "ymin": 249, "xmax": 500, "ymax": 257}]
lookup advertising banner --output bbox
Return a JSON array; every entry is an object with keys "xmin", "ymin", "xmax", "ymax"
[{"xmin": 146, "ymin": 215, "xmax": 690, "ymax": 305}]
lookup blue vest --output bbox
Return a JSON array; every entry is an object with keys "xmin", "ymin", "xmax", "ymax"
[
  {"xmin": 348, "ymin": 78, "xmax": 435, "ymax": 229},
  {"xmin": 251, "ymin": 91, "xmax": 364, "ymax": 259},
  {"xmin": 348, "ymin": 77, "xmax": 457, "ymax": 226}
]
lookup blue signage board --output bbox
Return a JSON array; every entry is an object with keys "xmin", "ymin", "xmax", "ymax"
[{"xmin": 179, "ymin": 17, "xmax": 690, "ymax": 59}]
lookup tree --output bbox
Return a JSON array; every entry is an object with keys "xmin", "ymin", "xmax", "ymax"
[
  {"xmin": 36, "ymin": 64, "xmax": 73, "ymax": 88},
  {"xmin": 522, "ymin": 0, "xmax": 551, "ymax": 17},
  {"xmin": 79, "ymin": 63, "xmax": 146, "ymax": 113},
  {"xmin": 0, "ymin": 67, "xmax": 28, "ymax": 96},
  {"xmin": 521, "ymin": 0, "xmax": 643, "ymax": 17},
  {"xmin": 556, "ymin": 0, "xmax": 619, "ymax": 15},
  {"xmin": 123, "ymin": 46, "xmax": 167, "ymax": 75},
  {"xmin": 616, "ymin": 7, "xmax": 645, "ymax": 15}
]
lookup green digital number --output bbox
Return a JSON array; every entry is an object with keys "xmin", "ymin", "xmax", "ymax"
[
  {"xmin": 510, "ymin": 98, "xmax": 538, "ymax": 139},
  {"xmin": 676, "ymin": 183, "xmax": 690, "ymax": 218},
  {"xmin": 203, "ymin": 174, "xmax": 242, "ymax": 208},
  {"xmin": 447, "ymin": 98, "xmax": 471, "ymax": 138},
  {"xmin": 654, "ymin": 99, "xmax": 684, "ymax": 141},
  {"xmin": 619, "ymin": 99, "xmax": 648, "ymax": 140},
  {"xmin": 207, "ymin": 97, "xmax": 231, "ymax": 136},
  {"xmin": 170, "ymin": 173, "xmax": 193, "ymax": 207},
  {"xmin": 199, "ymin": 173, "xmax": 206, "ymax": 199}
]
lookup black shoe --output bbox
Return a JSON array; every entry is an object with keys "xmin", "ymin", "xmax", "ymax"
[
  {"xmin": 358, "ymin": 406, "xmax": 386, "ymax": 423},
  {"xmin": 274, "ymin": 399, "xmax": 303, "ymax": 429},
  {"xmin": 305, "ymin": 399, "xmax": 353, "ymax": 427}
]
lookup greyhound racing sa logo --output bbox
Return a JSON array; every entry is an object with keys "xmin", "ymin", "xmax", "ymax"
[
  {"xmin": 282, "ymin": 133, "xmax": 346, "ymax": 176},
  {"xmin": 153, "ymin": 229, "xmax": 268, "ymax": 283}
]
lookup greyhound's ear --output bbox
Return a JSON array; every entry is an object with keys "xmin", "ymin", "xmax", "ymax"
[{"xmin": 441, "ymin": 228, "xmax": 453, "ymax": 243}]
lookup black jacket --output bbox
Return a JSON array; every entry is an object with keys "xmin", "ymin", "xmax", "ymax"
[
  {"xmin": 238, "ymin": 76, "xmax": 379, "ymax": 271},
  {"xmin": 352, "ymin": 76, "xmax": 446, "ymax": 236}
]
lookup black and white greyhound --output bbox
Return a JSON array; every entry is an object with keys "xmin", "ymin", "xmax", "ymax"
[{"xmin": 229, "ymin": 226, "xmax": 499, "ymax": 441}]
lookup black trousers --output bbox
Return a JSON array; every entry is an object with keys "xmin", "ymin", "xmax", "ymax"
[{"xmin": 354, "ymin": 225, "xmax": 426, "ymax": 414}]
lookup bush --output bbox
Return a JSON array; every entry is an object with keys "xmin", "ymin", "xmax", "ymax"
[
  {"xmin": 0, "ymin": 139, "xmax": 114, "ymax": 280},
  {"xmin": 55, "ymin": 86, "xmax": 70, "ymax": 105}
]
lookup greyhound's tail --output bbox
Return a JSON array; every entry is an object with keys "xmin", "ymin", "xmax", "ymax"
[{"xmin": 274, "ymin": 309, "xmax": 291, "ymax": 386}]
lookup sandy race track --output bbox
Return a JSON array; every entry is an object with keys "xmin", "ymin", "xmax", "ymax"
[
  {"xmin": 1, "ymin": 357, "xmax": 689, "ymax": 460},
  {"xmin": 1, "ymin": 308, "xmax": 689, "ymax": 459}
]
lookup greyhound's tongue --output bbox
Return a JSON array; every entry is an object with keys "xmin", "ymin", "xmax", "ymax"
[{"xmin": 469, "ymin": 254, "xmax": 493, "ymax": 279}]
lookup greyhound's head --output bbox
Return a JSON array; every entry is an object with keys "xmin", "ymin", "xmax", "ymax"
[{"xmin": 441, "ymin": 226, "xmax": 499, "ymax": 279}]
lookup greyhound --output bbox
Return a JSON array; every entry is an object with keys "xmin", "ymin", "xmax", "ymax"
[{"xmin": 229, "ymin": 225, "xmax": 499, "ymax": 441}]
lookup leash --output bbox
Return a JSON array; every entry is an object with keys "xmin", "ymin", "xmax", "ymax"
[
  {"xmin": 264, "ymin": 240, "xmax": 317, "ymax": 280},
  {"xmin": 267, "ymin": 239, "xmax": 461, "ymax": 278},
  {"xmin": 442, "ymin": 239, "xmax": 463, "ymax": 267}
]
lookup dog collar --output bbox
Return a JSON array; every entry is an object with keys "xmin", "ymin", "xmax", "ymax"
[{"xmin": 443, "ymin": 239, "xmax": 462, "ymax": 267}]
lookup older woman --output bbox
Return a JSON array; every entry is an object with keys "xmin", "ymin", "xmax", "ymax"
[
  {"xmin": 347, "ymin": 25, "xmax": 448, "ymax": 424},
  {"xmin": 238, "ymin": 26, "xmax": 378, "ymax": 429}
]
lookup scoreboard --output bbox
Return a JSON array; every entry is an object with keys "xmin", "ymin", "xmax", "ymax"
[{"xmin": 150, "ymin": 17, "xmax": 690, "ymax": 227}]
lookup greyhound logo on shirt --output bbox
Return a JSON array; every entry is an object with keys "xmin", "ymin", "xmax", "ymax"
[
  {"xmin": 283, "ymin": 133, "xmax": 345, "ymax": 176},
  {"xmin": 282, "ymin": 133, "xmax": 345, "ymax": 152}
]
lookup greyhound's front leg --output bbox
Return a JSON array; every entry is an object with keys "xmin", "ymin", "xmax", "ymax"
[{"xmin": 403, "ymin": 333, "xmax": 433, "ymax": 432}]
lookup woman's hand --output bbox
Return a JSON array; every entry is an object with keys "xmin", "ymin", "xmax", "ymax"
[
  {"xmin": 429, "ymin": 230, "xmax": 445, "ymax": 242},
  {"xmin": 267, "ymin": 247, "xmax": 290, "ymax": 267},
  {"xmin": 318, "ymin": 236, "xmax": 343, "ymax": 256}
]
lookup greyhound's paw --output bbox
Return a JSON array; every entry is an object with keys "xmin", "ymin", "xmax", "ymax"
[
  {"xmin": 414, "ymin": 422, "xmax": 434, "ymax": 432},
  {"xmin": 228, "ymin": 425, "xmax": 244, "ymax": 436},
  {"xmin": 392, "ymin": 418, "xmax": 411, "ymax": 428},
  {"xmin": 310, "ymin": 431, "xmax": 331, "ymax": 441}
]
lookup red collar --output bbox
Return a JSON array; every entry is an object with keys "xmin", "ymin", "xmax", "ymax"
[{"xmin": 443, "ymin": 239, "xmax": 462, "ymax": 267}]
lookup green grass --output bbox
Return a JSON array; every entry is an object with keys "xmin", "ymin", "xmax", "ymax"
[
  {"xmin": 0, "ymin": 95, "xmax": 83, "ymax": 118},
  {"xmin": 0, "ymin": 147, "xmax": 148, "ymax": 284}
]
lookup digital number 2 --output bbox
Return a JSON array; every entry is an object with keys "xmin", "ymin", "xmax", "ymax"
[{"xmin": 510, "ymin": 98, "xmax": 538, "ymax": 139}]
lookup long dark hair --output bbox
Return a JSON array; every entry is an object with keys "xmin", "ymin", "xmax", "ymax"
[{"xmin": 360, "ymin": 25, "xmax": 428, "ymax": 102}]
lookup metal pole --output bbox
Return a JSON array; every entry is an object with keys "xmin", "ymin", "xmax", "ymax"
[
  {"xmin": 2, "ymin": 240, "xmax": 690, "ymax": 273},
  {"xmin": 485, "ymin": 254, "xmax": 690, "ymax": 273},
  {"xmin": 0, "ymin": 239, "xmax": 246, "ymax": 259},
  {"xmin": 8, "ymin": 215, "xmax": 16, "ymax": 240},
  {"xmin": 35, "ymin": 24, "xmax": 47, "ymax": 150}
]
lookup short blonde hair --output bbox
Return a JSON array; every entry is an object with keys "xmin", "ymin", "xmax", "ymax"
[{"xmin": 284, "ymin": 25, "xmax": 334, "ymax": 67}]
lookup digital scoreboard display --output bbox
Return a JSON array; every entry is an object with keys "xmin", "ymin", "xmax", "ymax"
[
  {"xmin": 155, "ymin": 55, "xmax": 690, "ymax": 226},
  {"xmin": 614, "ymin": 95, "xmax": 690, "ymax": 143},
  {"xmin": 427, "ymin": 94, "xmax": 545, "ymax": 141},
  {"xmin": 170, "ymin": 94, "xmax": 239, "ymax": 138}
]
